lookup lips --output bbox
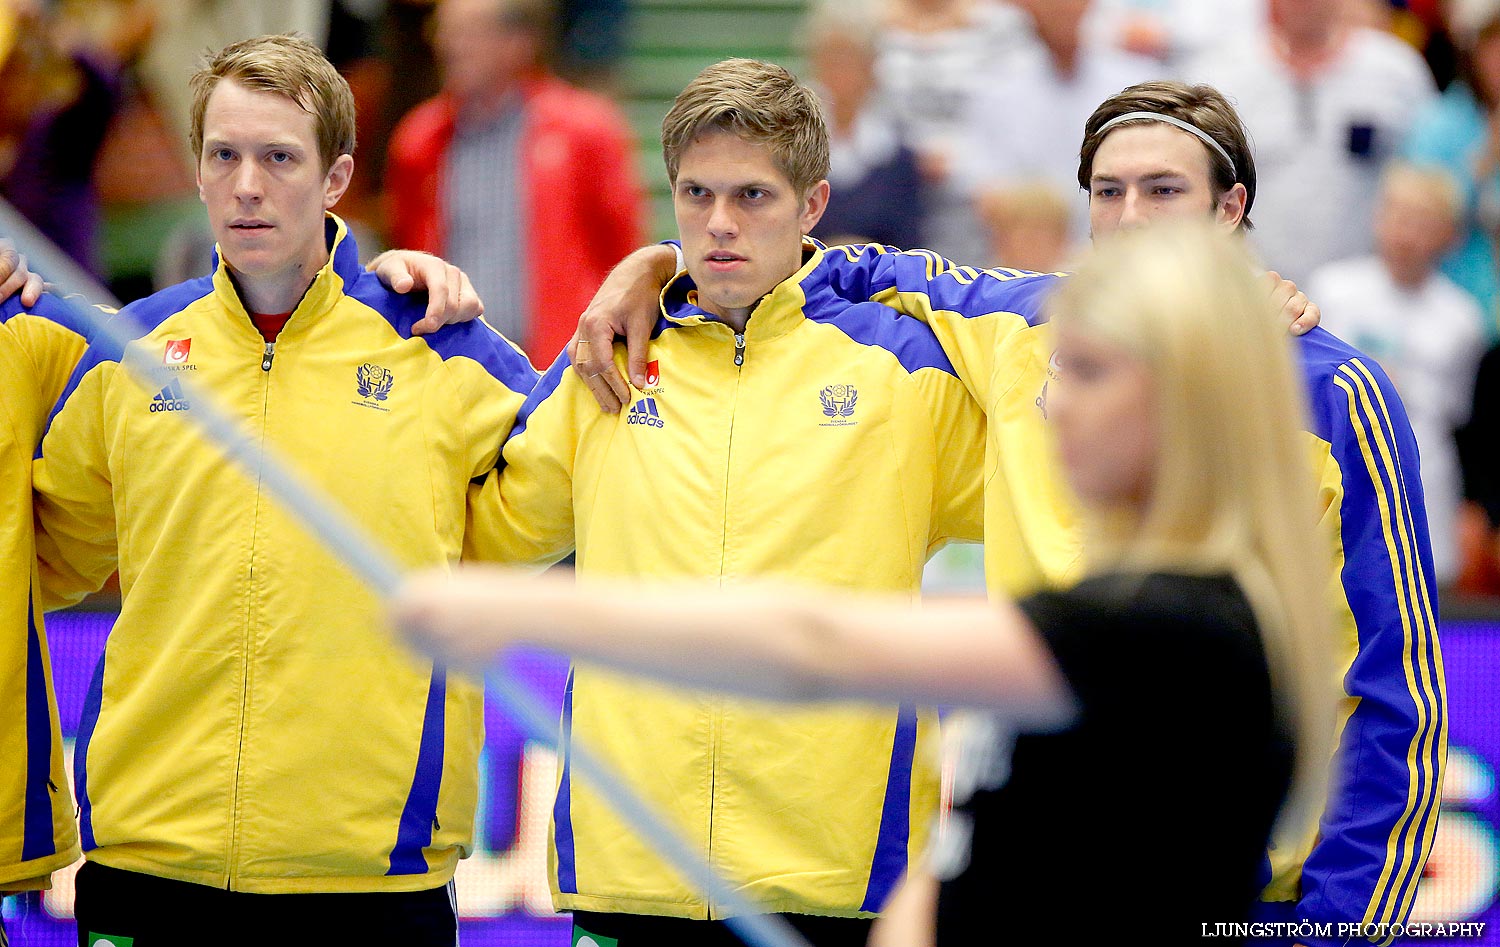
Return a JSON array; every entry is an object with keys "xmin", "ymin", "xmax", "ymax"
[
  {"xmin": 704, "ymin": 251, "xmax": 746, "ymax": 272},
  {"xmin": 229, "ymin": 220, "xmax": 273, "ymax": 231}
]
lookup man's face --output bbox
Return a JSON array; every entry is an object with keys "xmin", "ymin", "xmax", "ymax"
[
  {"xmin": 1375, "ymin": 182, "xmax": 1456, "ymax": 286},
  {"xmin": 196, "ymin": 79, "xmax": 350, "ymax": 293},
  {"xmin": 1087, "ymin": 122, "xmax": 1239, "ymax": 240},
  {"xmin": 434, "ymin": 0, "xmax": 530, "ymax": 104},
  {"xmin": 673, "ymin": 129, "xmax": 828, "ymax": 322}
]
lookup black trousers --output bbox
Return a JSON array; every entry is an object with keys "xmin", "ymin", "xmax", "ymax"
[
  {"xmin": 74, "ymin": 861, "xmax": 457, "ymax": 947},
  {"xmin": 571, "ymin": 910, "xmax": 874, "ymax": 947}
]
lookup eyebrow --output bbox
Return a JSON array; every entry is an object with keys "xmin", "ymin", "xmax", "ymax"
[
  {"xmin": 203, "ymin": 137, "xmax": 308, "ymax": 152},
  {"xmin": 1091, "ymin": 170, "xmax": 1192, "ymax": 184},
  {"xmin": 677, "ymin": 177, "xmax": 778, "ymax": 190}
]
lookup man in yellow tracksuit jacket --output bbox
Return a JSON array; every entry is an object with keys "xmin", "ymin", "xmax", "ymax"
[
  {"xmin": 464, "ymin": 59, "xmax": 987, "ymax": 947},
  {"xmin": 29, "ymin": 36, "xmax": 537, "ymax": 943},
  {"xmin": 0, "ymin": 294, "xmax": 88, "ymax": 925}
]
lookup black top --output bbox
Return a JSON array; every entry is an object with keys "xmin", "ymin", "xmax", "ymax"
[{"xmin": 934, "ymin": 572, "xmax": 1294, "ymax": 942}]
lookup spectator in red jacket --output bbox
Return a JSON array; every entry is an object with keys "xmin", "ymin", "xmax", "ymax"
[{"xmin": 385, "ymin": 0, "xmax": 644, "ymax": 364}]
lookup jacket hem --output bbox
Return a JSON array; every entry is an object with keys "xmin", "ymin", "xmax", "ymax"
[{"xmin": 87, "ymin": 850, "xmax": 457, "ymax": 895}]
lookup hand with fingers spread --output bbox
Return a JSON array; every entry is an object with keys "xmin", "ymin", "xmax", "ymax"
[
  {"xmin": 0, "ymin": 240, "xmax": 47, "ymax": 307},
  {"xmin": 566, "ymin": 244, "xmax": 679, "ymax": 412},
  {"xmin": 367, "ymin": 249, "xmax": 484, "ymax": 335}
]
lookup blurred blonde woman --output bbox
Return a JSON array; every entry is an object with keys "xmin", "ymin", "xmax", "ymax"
[{"xmin": 395, "ymin": 222, "xmax": 1337, "ymax": 943}]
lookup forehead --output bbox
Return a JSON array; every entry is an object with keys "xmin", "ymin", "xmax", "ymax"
[
  {"xmin": 1091, "ymin": 122, "xmax": 1214, "ymax": 183},
  {"xmin": 436, "ymin": 0, "xmax": 509, "ymax": 34},
  {"xmin": 202, "ymin": 78, "xmax": 318, "ymax": 147},
  {"xmin": 676, "ymin": 128, "xmax": 793, "ymax": 189}
]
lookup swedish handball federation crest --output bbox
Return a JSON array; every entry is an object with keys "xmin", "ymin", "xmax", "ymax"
[
  {"xmin": 820, "ymin": 384, "xmax": 858, "ymax": 419},
  {"xmin": 356, "ymin": 363, "xmax": 395, "ymax": 401}
]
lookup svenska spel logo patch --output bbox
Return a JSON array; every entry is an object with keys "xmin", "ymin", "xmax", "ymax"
[
  {"xmin": 163, "ymin": 339, "xmax": 191, "ymax": 365},
  {"xmin": 644, "ymin": 359, "xmax": 660, "ymax": 387}
]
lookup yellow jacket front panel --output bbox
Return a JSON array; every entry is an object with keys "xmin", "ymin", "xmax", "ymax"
[
  {"xmin": 31, "ymin": 218, "xmax": 539, "ymax": 894},
  {"xmin": 468, "ymin": 242, "xmax": 987, "ymax": 918},
  {"xmin": 0, "ymin": 294, "xmax": 89, "ymax": 890}
]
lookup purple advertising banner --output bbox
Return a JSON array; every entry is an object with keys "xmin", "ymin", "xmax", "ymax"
[{"xmin": 6, "ymin": 615, "xmax": 1499, "ymax": 945}]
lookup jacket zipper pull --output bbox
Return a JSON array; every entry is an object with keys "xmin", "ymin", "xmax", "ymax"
[
  {"xmin": 733, "ymin": 333, "xmax": 745, "ymax": 367},
  {"xmin": 261, "ymin": 342, "xmax": 275, "ymax": 372}
]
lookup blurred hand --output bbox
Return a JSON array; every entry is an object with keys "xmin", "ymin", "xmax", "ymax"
[
  {"xmin": 1265, "ymin": 270, "xmax": 1320, "ymax": 336},
  {"xmin": 0, "ymin": 240, "xmax": 46, "ymax": 307}
]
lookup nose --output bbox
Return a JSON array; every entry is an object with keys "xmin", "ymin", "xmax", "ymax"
[
  {"xmin": 707, "ymin": 197, "xmax": 737, "ymax": 239},
  {"xmin": 233, "ymin": 160, "xmax": 264, "ymax": 203},
  {"xmin": 1116, "ymin": 188, "xmax": 1148, "ymax": 229}
]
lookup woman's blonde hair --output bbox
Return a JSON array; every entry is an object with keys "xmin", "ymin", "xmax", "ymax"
[{"xmin": 1049, "ymin": 222, "xmax": 1337, "ymax": 853}]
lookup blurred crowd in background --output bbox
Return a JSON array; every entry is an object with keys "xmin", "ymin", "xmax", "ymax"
[{"xmin": 8, "ymin": 0, "xmax": 1500, "ymax": 601}]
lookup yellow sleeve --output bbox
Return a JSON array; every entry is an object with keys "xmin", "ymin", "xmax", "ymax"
[
  {"xmin": 32, "ymin": 361, "xmax": 120, "ymax": 611},
  {"xmin": 910, "ymin": 365, "xmax": 987, "ymax": 549},
  {"xmin": 463, "ymin": 355, "xmax": 585, "ymax": 568}
]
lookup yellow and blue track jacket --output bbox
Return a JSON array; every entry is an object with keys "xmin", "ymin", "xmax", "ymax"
[
  {"xmin": 0, "ymin": 294, "xmax": 88, "ymax": 891},
  {"xmin": 817, "ymin": 244, "xmax": 1446, "ymax": 943},
  {"xmin": 31, "ymin": 217, "xmax": 540, "ymax": 894},
  {"xmin": 467, "ymin": 241, "xmax": 987, "ymax": 919}
]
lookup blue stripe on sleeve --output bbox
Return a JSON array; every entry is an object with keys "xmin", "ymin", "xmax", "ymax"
[
  {"xmin": 1293, "ymin": 335, "xmax": 1445, "ymax": 934},
  {"xmin": 1336, "ymin": 361, "xmax": 1445, "ymax": 930},
  {"xmin": 859, "ymin": 703, "xmax": 918, "ymax": 912},
  {"xmin": 388, "ymin": 665, "xmax": 449, "ymax": 875},
  {"xmin": 21, "ymin": 589, "xmax": 57, "ymax": 861},
  {"xmin": 74, "ymin": 650, "xmax": 108, "ymax": 851},
  {"xmin": 502, "ymin": 351, "xmax": 573, "ymax": 452},
  {"xmin": 817, "ymin": 243, "xmax": 1062, "ymax": 328},
  {"xmin": 552, "ymin": 667, "xmax": 578, "ymax": 894}
]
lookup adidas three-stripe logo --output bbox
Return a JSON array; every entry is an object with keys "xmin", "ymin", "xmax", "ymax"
[
  {"xmin": 149, "ymin": 378, "xmax": 191, "ymax": 413},
  {"xmin": 625, "ymin": 396, "xmax": 664, "ymax": 428}
]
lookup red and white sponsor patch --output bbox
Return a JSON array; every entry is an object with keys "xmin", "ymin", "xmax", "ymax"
[
  {"xmin": 164, "ymin": 339, "xmax": 192, "ymax": 364},
  {"xmin": 645, "ymin": 359, "xmax": 660, "ymax": 387}
]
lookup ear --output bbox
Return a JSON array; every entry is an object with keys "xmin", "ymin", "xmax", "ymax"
[
  {"xmin": 196, "ymin": 156, "xmax": 206, "ymax": 205},
  {"xmin": 1215, "ymin": 182, "xmax": 1248, "ymax": 231},
  {"xmin": 323, "ymin": 153, "xmax": 355, "ymax": 210},
  {"xmin": 800, "ymin": 179, "xmax": 831, "ymax": 235}
]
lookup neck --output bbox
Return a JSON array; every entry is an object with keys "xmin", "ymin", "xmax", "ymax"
[
  {"xmin": 829, "ymin": 97, "xmax": 862, "ymax": 138},
  {"xmin": 1274, "ymin": 21, "xmax": 1343, "ymax": 70},
  {"xmin": 1046, "ymin": 37, "xmax": 1079, "ymax": 78},
  {"xmin": 456, "ymin": 79, "xmax": 522, "ymax": 122},
  {"xmin": 717, "ymin": 305, "xmax": 753, "ymax": 333},
  {"xmin": 229, "ymin": 262, "xmax": 321, "ymax": 317},
  {"xmin": 1385, "ymin": 261, "xmax": 1430, "ymax": 292}
]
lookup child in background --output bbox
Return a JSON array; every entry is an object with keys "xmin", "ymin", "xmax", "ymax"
[{"xmin": 1309, "ymin": 162, "xmax": 1487, "ymax": 589}]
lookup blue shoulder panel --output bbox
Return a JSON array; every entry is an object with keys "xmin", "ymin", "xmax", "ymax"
[
  {"xmin": 1, "ymin": 292, "xmax": 98, "ymax": 343},
  {"xmin": 343, "ymin": 268, "xmax": 540, "ymax": 397}
]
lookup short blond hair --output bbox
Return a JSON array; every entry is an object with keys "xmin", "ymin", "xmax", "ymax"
[
  {"xmin": 1381, "ymin": 161, "xmax": 1463, "ymax": 223},
  {"xmin": 1050, "ymin": 222, "xmax": 1337, "ymax": 864},
  {"xmin": 661, "ymin": 58, "xmax": 830, "ymax": 195},
  {"xmin": 189, "ymin": 33, "xmax": 356, "ymax": 172}
]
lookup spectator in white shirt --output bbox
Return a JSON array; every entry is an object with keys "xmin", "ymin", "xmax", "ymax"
[
  {"xmin": 1309, "ymin": 162, "xmax": 1487, "ymax": 587},
  {"xmin": 956, "ymin": 0, "xmax": 1159, "ymax": 247},
  {"xmin": 1187, "ymin": 0, "xmax": 1437, "ymax": 282}
]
